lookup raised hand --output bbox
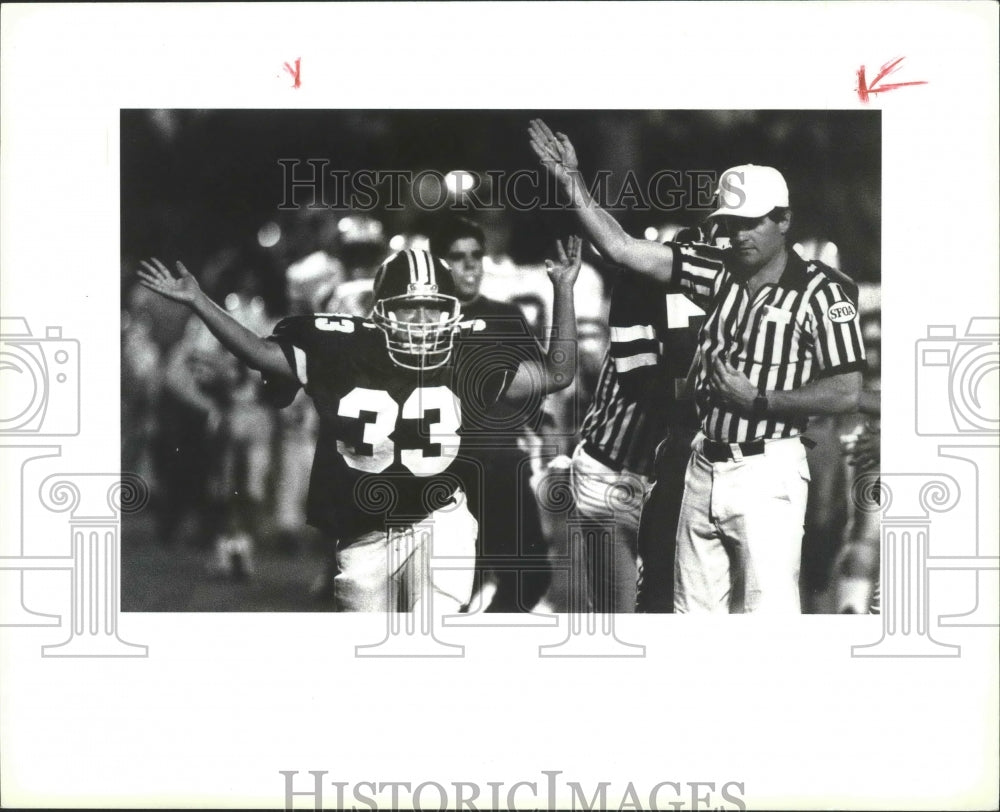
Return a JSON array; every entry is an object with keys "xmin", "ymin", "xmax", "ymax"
[
  {"xmin": 138, "ymin": 257, "xmax": 291, "ymax": 379},
  {"xmin": 545, "ymin": 235, "xmax": 583, "ymax": 289},
  {"xmin": 137, "ymin": 258, "xmax": 204, "ymax": 307},
  {"xmin": 528, "ymin": 118, "xmax": 579, "ymax": 184}
]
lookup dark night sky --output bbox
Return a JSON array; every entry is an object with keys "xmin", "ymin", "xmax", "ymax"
[{"xmin": 121, "ymin": 109, "xmax": 880, "ymax": 305}]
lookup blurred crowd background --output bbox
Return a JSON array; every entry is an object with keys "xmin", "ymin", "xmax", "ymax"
[{"xmin": 121, "ymin": 109, "xmax": 881, "ymax": 613}]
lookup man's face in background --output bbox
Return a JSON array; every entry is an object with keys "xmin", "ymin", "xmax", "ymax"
[{"xmin": 443, "ymin": 237, "xmax": 485, "ymax": 303}]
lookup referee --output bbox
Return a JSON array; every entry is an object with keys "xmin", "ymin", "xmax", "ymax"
[
  {"xmin": 569, "ymin": 268, "xmax": 702, "ymax": 612},
  {"xmin": 529, "ymin": 119, "xmax": 867, "ymax": 613}
]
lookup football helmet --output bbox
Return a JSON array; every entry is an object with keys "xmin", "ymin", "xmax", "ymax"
[{"xmin": 371, "ymin": 249, "xmax": 462, "ymax": 370}]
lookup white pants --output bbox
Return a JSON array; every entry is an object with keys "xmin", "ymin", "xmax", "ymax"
[
  {"xmin": 569, "ymin": 444, "xmax": 651, "ymax": 612},
  {"xmin": 334, "ymin": 490, "xmax": 478, "ymax": 613},
  {"xmin": 674, "ymin": 433, "xmax": 809, "ymax": 614}
]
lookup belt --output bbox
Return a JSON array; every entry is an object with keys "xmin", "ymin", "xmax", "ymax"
[{"xmin": 701, "ymin": 438, "xmax": 765, "ymax": 463}]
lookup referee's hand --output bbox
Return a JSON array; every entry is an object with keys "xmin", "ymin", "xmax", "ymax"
[
  {"xmin": 528, "ymin": 118, "xmax": 579, "ymax": 185},
  {"xmin": 708, "ymin": 354, "xmax": 756, "ymax": 411}
]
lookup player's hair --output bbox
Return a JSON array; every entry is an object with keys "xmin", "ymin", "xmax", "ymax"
[{"xmin": 430, "ymin": 216, "xmax": 486, "ymax": 257}]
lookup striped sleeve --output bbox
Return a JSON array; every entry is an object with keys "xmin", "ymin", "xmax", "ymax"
[
  {"xmin": 608, "ymin": 275, "xmax": 665, "ymax": 398},
  {"xmin": 809, "ymin": 281, "xmax": 867, "ymax": 377},
  {"xmin": 669, "ymin": 243, "xmax": 726, "ymax": 312}
]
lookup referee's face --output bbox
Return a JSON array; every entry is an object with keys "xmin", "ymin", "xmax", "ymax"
[{"xmin": 719, "ymin": 212, "xmax": 789, "ymax": 271}]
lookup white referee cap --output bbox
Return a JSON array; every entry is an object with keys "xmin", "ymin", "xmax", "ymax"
[{"xmin": 709, "ymin": 164, "xmax": 789, "ymax": 219}]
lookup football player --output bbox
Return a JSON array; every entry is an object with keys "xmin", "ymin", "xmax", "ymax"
[{"xmin": 137, "ymin": 243, "xmax": 582, "ymax": 612}]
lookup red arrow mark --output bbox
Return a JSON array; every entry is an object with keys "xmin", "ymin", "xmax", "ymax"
[
  {"xmin": 283, "ymin": 57, "xmax": 301, "ymax": 89},
  {"xmin": 857, "ymin": 56, "xmax": 927, "ymax": 103}
]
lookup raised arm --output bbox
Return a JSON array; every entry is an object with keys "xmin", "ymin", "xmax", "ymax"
[
  {"xmin": 528, "ymin": 118, "xmax": 675, "ymax": 284},
  {"xmin": 137, "ymin": 258, "xmax": 293, "ymax": 381},
  {"xmin": 503, "ymin": 236, "xmax": 582, "ymax": 403}
]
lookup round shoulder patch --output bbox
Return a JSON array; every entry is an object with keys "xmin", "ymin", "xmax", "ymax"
[{"xmin": 827, "ymin": 301, "xmax": 858, "ymax": 323}]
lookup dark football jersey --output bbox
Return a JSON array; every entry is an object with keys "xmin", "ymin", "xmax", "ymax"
[
  {"xmin": 262, "ymin": 314, "xmax": 523, "ymax": 541},
  {"xmin": 455, "ymin": 296, "xmax": 546, "ymax": 437}
]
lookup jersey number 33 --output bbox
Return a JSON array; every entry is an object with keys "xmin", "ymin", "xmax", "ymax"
[{"xmin": 336, "ymin": 386, "xmax": 461, "ymax": 476}]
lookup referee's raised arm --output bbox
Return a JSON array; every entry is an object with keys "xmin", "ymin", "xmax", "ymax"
[{"xmin": 528, "ymin": 118, "xmax": 675, "ymax": 285}]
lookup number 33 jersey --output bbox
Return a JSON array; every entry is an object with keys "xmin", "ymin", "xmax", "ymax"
[{"xmin": 262, "ymin": 314, "xmax": 519, "ymax": 542}]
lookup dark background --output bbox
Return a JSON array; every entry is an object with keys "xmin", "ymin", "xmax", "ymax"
[{"xmin": 121, "ymin": 109, "xmax": 880, "ymax": 313}]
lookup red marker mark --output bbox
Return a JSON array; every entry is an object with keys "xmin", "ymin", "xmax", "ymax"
[
  {"xmin": 284, "ymin": 58, "xmax": 301, "ymax": 89},
  {"xmin": 857, "ymin": 56, "xmax": 927, "ymax": 103}
]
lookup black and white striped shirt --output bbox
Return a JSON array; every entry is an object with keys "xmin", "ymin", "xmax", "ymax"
[
  {"xmin": 671, "ymin": 243, "xmax": 866, "ymax": 443},
  {"xmin": 579, "ymin": 273, "xmax": 703, "ymax": 476}
]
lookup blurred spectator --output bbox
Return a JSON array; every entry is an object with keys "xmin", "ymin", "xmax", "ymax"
[
  {"xmin": 151, "ymin": 292, "xmax": 276, "ymax": 580},
  {"xmin": 801, "ymin": 414, "xmax": 851, "ymax": 610},
  {"xmin": 286, "ymin": 251, "xmax": 345, "ymax": 315},
  {"xmin": 803, "ymin": 305, "xmax": 881, "ymax": 612},
  {"xmin": 153, "ymin": 317, "xmax": 234, "ymax": 548},
  {"xmin": 326, "ymin": 215, "xmax": 387, "ymax": 316},
  {"xmin": 795, "ymin": 242, "xmax": 870, "ymax": 612},
  {"xmin": 214, "ymin": 293, "xmax": 277, "ymax": 559},
  {"xmin": 271, "ymin": 385, "xmax": 318, "ymax": 549},
  {"xmin": 121, "ymin": 294, "xmax": 163, "ymax": 489},
  {"xmin": 479, "ymin": 252, "xmax": 607, "ymax": 337},
  {"xmin": 832, "ymin": 310, "xmax": 882, "ymax": 613}
]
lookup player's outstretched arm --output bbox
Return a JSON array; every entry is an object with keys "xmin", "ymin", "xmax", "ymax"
[
  {"xmin": 137, "ymin": 258, "xmax": 293, "ymax": 381},
  {"xmin": 528, "ymin": 118, "xmax": 674, "ymax": 284},
  {"xmin": 504, "ymin": 237, "xmax": 582, "ymax": 403}
]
